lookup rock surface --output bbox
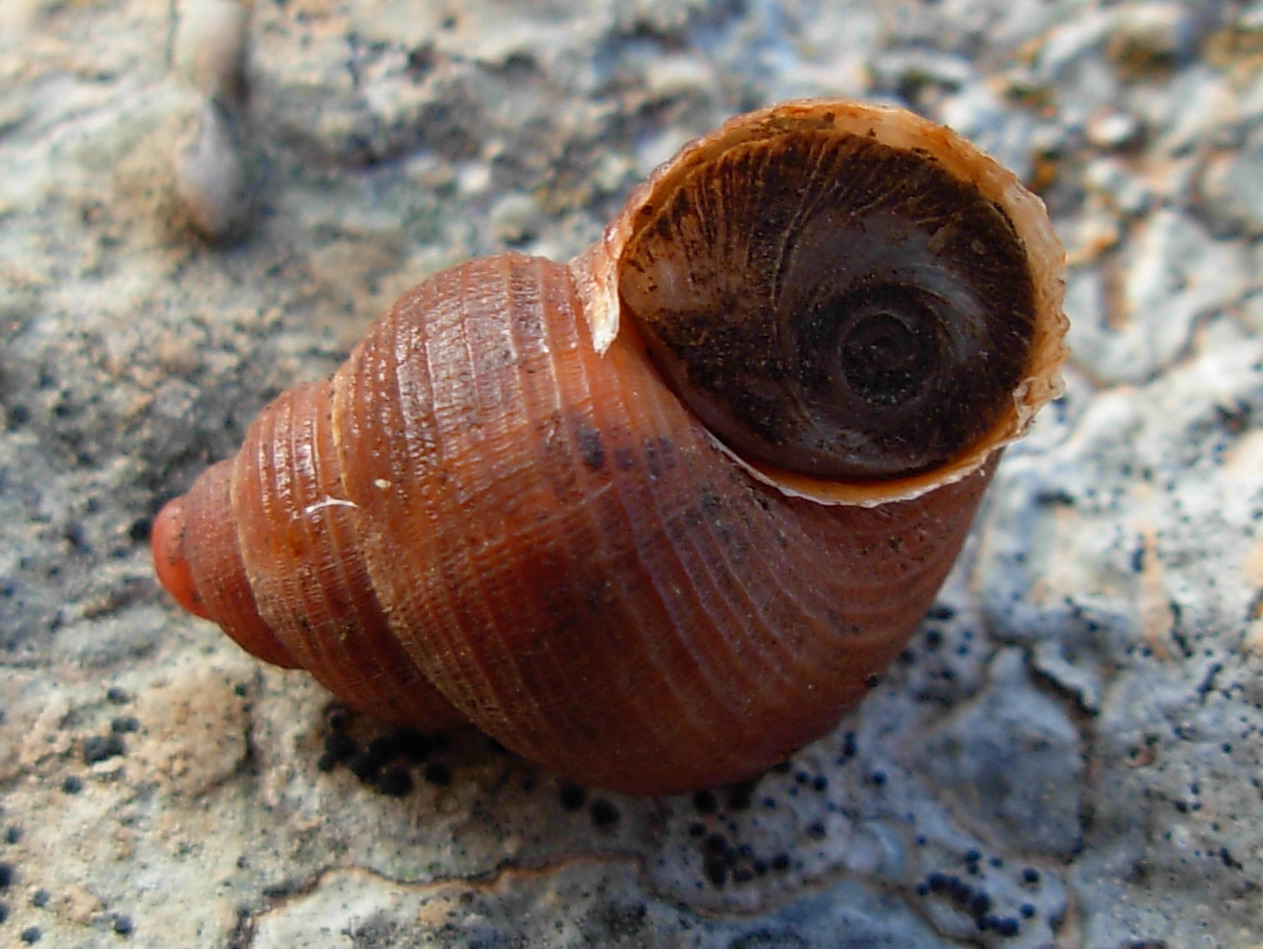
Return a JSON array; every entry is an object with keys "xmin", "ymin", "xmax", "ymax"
[{"xmin": 2, "ymin": 0, "xmax": 1261, "ymax": 946}]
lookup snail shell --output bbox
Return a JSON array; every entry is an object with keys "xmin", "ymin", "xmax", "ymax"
[{"xmin": 152, "ymin": 99, "xmax": 1066, "ymax": 795}]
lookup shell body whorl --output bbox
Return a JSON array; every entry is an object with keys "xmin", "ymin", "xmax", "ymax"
[{"xmin": 152, "ymin": 100, "xmax": 1066, "ymax": 795}]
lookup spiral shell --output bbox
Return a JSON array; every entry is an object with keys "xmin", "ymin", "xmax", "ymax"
[{"xmin": 152, "ymin": 99, "xmax": 1066, "ymax": 795}]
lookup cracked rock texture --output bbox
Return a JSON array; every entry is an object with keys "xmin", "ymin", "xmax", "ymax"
[{"xmin": 2, "ymin": 0, "xmax": 1262, "ymax": 946}]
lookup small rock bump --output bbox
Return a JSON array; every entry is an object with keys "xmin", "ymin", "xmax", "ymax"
[
  {"xmin": 172, "ymin": 102, "xmax": 252, "ymax": 243},
  {"xmin": 172, "ymin": 0, "xmax": 249, "ymax": 103}
]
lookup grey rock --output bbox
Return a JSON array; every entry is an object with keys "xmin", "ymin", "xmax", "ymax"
[
  {"xmin": 919, "ymin": 650, "xmax": 1084, "ymax": 857},
  {"xmin": 4, "ymin": 0, "xmax": 1263, "ymax": 946},
  {"xmin": 1199, "ymin": 130, "xmax": 1263, "ymax": 236},
  {"xmin": 1064, "ymin": 209, "xmax": 1255, "ymax": 385}
]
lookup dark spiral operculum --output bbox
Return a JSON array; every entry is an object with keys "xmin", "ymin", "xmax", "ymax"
[{"xmin": 618, "ymin": 124, "xmax": 1038, "ymax": 481}]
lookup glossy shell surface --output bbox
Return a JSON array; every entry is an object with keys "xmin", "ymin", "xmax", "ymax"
[{"xmin": 153, "ymin": 99, "xmax": 1067, "ymax": 794}]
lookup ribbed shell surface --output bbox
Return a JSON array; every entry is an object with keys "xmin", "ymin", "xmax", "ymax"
[{"xmin": 203, "ymin": 252, "xmax": 992, "ymax": 795}]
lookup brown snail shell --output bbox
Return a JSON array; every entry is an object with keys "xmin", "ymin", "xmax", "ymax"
[{"xmin": 152, "ymin": 99, "xmax": 1067, "ymax": 795}]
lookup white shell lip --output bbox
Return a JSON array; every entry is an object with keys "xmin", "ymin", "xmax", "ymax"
[{"xmin": 570, "ymin": 97, "xmax": 1068, "ymax": 508}]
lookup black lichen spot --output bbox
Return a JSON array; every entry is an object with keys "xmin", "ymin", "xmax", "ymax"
[
  {"xmin": 7, "ymin": 403, "xmax": 30, "ymax": 428},
  {"xmin": 577, "ymin": 423, "xmax": 605, "ymax": 470},
  {"xmin": 692, "ymin": 789, "xmax": 718, "ymax": 814},
  {"xmin": 559, "ymin": 783, "xmax": 587, "ymax": 812},
  {"xmin": 61, "ymin": 776, "xmax": 83, "ymax": 795},
  {"xmin": 1130, "ymin": 543, "xmax": 1146, "ymax": 573},
  {"xmin": 325, "ymin": 706, "xmax": 352, "ymax": 732},
  {"xmin": 992, "ymin": 917, "xmax": 1020, "ymax": 937},
  {"xmin": 82, "ymin": 734, "xmax": 125, "ymax": 765},
  {"xmin": 111, "ymin": 716, "xmax": 140, "ymax": 735},
  {"xmin": 20, "ymin": 927, "xmax": 40, "ymax": 944},
  {"xmin": 347, "ymin": 751, "xmax": 383, "ymax": 781},
  {"xmin": 423, "ymin": 762, "xmax": 452, "ymax": 786},
  {"xmin": 600, "ymin": 900, "xmax": 648, "ymax": 939},
  {"xmin": 322, "ymin": 731, "xmax": 356, "ymax": 764},
  {"xmin": 113, "ymin": 914, "xmax": 134, "ymax": 936},
  {"xmin": 1215, "ymin": 400, "xmax": 1252, "ymax": 435},
  {"xmin": 377, "ymin": 766, "xmax": 413, "ymax": 797},
  {"xmin": 704, "ymin": 833, "xmax": 730, "ymax": 856},
  {"xmin": 0, "ymin": 863, "xmax": 12, "ymax": 890},
  {"xmin": 31, "ymin": 890, "xmax": 49, "ymax": 908},
  {"xmin": 840, "ymin": 731, "xmax": 858, "ymax": 761},
  {"xmin": 367, "ymin": 735, "xmax": 400, "ymax": 762},
  {"xmin": 393, "ymin": 728, "xmax": 436, "ymax": 763},
  {"xmin": 106, "ymin": 687, "xmax": 130, "ymax": 704},
  {"xmin": 590, "ymin": 798, "xmax": 620, "ymax": 828},
  {"xmin": 704, "ymin": 857, "xmax": 728, "ymax": 887},
  {"xmin": 726, "ymin": 783, "xmax": 754, "ymax": 810},
  {"xmin": 63, "ymin": 522, "xmax": 90, "ymax": 554},
  {"xmin": 922, "ymin": 871, "xmax": 1014, "ymax": 933},
  {"xmin": 4, "ymin": 827, "xmax": 21, "ymax": 845},
  {"xmin": 1035, "ymin": 489, "xmax": 1076, "ymax": 506}
]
